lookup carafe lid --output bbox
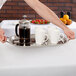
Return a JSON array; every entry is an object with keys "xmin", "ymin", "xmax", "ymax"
[{"xmin": 19, "ymin": 15, "xmax": 29, "ymax": 24}]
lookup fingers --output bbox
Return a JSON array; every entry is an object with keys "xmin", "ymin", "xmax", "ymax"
[
  {"xmin": 67, "ymin": 33, "xmax": 75, "ymax": 40},
  {"xmin": 0, "ymin": 28, "xmax": 6, "ymax": 43},
  {"xmin": 0, "ymin": 35, "xmax": 4, "ymax": 42},
  {"xmin": 65, "ymin": 29, "xmax": 75, "ymax": 40},
  {"xmin": 70, "ymin": 32, "xmax": 75, "ymax": 39},
  {"xmin": 2, "ymin": 36, "xmax": 7, "ymax": 43},
  {"xmin": 67, "ymin": 36, "xmax": 71, "ymax": 40},
  {"xmin": 0, "ymin": 35, "xmax": 7, "ymax": 43}
]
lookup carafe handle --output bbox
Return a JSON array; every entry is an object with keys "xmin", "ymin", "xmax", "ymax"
[{"xmin": 15, "ymin": 24, "xmax": 19, "ymax": 37}]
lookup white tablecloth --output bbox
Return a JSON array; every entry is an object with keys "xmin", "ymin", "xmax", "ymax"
[
  {"xmin": 0, "ymin": 20, "xmax": 76, "ymax": 38},
  {"xmin": 0, "ymin": 39, "xmax": 76, "ymax": 76},
  {"xmin": 0, "ymin": 20, "xmax": 76, "ymax": 76}
]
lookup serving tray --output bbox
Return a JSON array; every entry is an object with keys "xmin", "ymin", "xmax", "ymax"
[{"xmin": 6, "ymin": 34, "xmax": 68, "ymax": 47}]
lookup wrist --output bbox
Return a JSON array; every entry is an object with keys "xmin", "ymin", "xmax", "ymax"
[
  {"xmin": 63, "ymin": 27, "xmax": 69, "ymax": 31},
  {"xmin": 61, "ymin": 24, "xmax": 69, "ymax": 31}
]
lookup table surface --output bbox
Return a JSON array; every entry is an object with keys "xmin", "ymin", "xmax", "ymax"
[
  {"xmin": 0, "ymin": 20, "xmax": 76, "ymax": 76},
  {"xmin": 0, "ymin": 39, "xmax": 76, "ymax": 76}
]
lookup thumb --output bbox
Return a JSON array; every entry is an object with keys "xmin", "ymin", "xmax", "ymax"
[{"xmin": 0, "ymin": 35, "xmax": 4, "ymax": 42}]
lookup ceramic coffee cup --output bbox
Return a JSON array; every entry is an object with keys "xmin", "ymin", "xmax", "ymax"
[
  {"xmin": 48, "ymin": 26, "xmax": 61, "ymax": 45},
  {"xmin": 35, "ymin": 27, "xmax": 48, "ymax": 45}
]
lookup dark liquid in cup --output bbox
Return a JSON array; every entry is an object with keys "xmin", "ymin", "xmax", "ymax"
[{"xmin": 19, "ymin": 27, "xmax": 30, "ymax": 46}]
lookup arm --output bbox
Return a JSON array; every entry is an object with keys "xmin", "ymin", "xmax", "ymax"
[{"xmin": 24, "ymin": 0, "xmax": 75, "ymax": 39}]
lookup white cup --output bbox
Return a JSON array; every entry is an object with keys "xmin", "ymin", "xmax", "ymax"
[
  {"xmin": 35, "ymin": 27, "xmax": 48, "ymax": 45},
  {"xmin": 48, "ymin": 26, "xmax": 61, "ymax": 45}
]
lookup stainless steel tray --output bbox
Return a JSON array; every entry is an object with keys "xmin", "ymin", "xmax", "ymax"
[{"xmin": 6, "ymin": 35, "xmax": 68, "ymax": 47}]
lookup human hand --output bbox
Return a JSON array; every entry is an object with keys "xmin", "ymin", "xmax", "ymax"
[
  {"xmin": 0, "ymin": 28, "xmax": 7, "ymax": 43},
  {"xmin": 63, "ymin": 28, "xmax": 75, "ymax": 40}
]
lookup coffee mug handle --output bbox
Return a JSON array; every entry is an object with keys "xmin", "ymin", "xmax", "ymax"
[
  {"xmin": 15, "ymin": 24, "xmax": 19, "ymax": 37},
  {"xmin": 59, "ymin": 33, "xmax": 69, "ymax": 41},
  {"xmin": 45, "ymin": 34, "xmax": 48, "ymax": 42}
]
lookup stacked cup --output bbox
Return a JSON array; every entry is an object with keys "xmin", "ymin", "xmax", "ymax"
[{"xmin": 35, "ymin": 26, "xmax": 67, "ymax": 45}]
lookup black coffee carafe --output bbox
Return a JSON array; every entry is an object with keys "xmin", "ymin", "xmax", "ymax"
[{"xmin": 15, "ymin": 15, "xmax": 30, "ymax": 46}]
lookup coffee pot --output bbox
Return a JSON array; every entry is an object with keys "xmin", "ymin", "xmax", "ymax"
[{"xmin": 15, "ymin": 15, "xmax": 30, "ymax": 46}]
